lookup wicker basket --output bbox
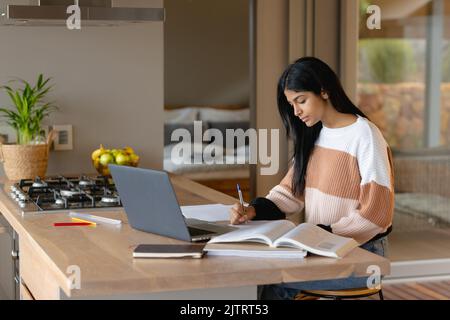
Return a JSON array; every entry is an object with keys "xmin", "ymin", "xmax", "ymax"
[
  {"xmin": 0, "ymin": 131, "xmax": 55, "ymax": 181},
  {"xmin": 0, "ymin": 143, "xmax": 50, "ymax": 180}
]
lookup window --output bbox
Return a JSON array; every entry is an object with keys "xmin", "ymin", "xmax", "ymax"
[{"xmin": 357, "ymin": 0, "xmax": 450, "ymax": 262}]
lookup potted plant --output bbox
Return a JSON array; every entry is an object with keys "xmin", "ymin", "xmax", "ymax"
[{"xmin": 0, "ymin": 74, "xmax": 57, "ymax": 180}]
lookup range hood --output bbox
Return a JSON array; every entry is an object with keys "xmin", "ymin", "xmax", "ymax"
[{"xmin": 0, "ymin": 0, "xmax": 165, "ymax": 26}]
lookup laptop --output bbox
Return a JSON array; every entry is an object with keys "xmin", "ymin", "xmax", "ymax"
[{"xmin": 109, "ymin": 165, "xmax": 236, "ymax": 242}]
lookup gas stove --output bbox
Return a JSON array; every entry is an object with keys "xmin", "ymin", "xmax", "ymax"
[{"xmin": 6, "ymin": 175, "xmax": 122, "ymax": 213}]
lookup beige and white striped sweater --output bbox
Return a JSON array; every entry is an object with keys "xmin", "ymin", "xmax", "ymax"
[{"xmin": 266, "ymin": 115, "xmax": 394, "ymax": 244}]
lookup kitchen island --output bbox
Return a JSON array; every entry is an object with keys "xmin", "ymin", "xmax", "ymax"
[{"xmin": 0, "ymin": 175, "xmax": 390, "ymax": 300}]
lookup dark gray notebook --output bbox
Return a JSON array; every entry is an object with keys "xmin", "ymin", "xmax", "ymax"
[{"xmin": 133, "ymin": 244, "xmax": 206, "ymax": 259}]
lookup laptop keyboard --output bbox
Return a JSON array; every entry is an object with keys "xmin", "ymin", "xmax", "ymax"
[{"xmin": 188, "ymin": 226, "xmax": 215, "ymax": 236}]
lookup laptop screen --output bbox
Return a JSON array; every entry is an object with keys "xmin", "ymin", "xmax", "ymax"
[{"xmin": 109, "ymin": 165, "xmax": 192, "ymax": 242}]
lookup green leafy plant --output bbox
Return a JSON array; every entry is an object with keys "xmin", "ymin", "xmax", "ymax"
[
  {"xmin": 359, "ymin": 39, "xmax": 417, "ymax": 83},
  {"xmin": 0, "ymin": 74, "xmax": 57, "ymax": 145}
]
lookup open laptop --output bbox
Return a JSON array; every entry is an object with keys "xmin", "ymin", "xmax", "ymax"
[{"xmin": 109, "ymin": 165, "xmax": 236, "ymax": 242}]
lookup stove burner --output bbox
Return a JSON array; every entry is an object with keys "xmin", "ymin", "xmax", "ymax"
[
  {"xmin": 32, "ymin": 178, "xmax": 47, "ymax": 188},
  {"xmin": 11, "ymin": 175, "xmax": 122, "ymax": 212},
  {"xmin": 79, "ymin": 178, "xmax": 95, "ymax": 187},
  {"xmin": 101, "ymin": 195, "xmax": 119, "ymax": 204},
  {"xmin": 60, "ymin": 189, "xmax": 83, "ymax": 198}
]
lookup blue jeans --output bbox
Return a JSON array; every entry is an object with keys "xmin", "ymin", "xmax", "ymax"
[{"xmin": 258, "ymin": 237, "xmax": 388, "ymax": 300}]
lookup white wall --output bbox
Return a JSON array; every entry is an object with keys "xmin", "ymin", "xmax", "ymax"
[{"xmin": 0, "ymin": 0, "xmax": 164, "ymax": 176}]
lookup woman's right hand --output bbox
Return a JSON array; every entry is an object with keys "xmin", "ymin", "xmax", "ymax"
[{"xmin": 229, "ymin": 203, "xmax": 256, "ymax": 225}]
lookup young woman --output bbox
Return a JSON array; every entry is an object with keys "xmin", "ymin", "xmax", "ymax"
[{"xmin": 229, "ymin": 57, "xmax": 394, "ymax": 300}]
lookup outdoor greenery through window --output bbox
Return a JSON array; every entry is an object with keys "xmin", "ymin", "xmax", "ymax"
[{"xmin": 358, "ymin": 1, "xmax": 450, "ymax": 150}]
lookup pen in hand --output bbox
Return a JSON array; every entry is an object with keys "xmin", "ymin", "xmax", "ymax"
[{"xmin": 236, "ymin": 184, "xmax": 247, "ymax": 222}]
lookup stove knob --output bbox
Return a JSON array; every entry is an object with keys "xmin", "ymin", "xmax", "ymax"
[
  {"xmin": 18, "ymin": 201, "xmax": 26, "ymax": 208},
  {"xmin": 11, "ymin": 249, "xmax": 19, "ymax": 260},
  {"xmin": 10, "ymin": 186, "xmax": 17, "ymax": 192},
  {"xmin": 18, "ymin": 194, "xmax": 26, "ymax": 201}
]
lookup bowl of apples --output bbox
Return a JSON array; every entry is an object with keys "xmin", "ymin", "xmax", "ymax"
[{"xmin": 91, "ymin": 144, "xmax": 140, "ymax": 176}]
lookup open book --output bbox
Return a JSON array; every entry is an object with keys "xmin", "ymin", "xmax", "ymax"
[{"xmin": 205, "ymin": 220, "xmax": 359, "ymax": 258}]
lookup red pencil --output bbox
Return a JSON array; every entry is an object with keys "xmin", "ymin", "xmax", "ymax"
[{"xmin": 54, "ymin": 222, "xmax": 93, "ymax": 227}]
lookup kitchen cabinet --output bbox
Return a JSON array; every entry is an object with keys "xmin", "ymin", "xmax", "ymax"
[{"xmin": 0, "ymin": 213, "xmax": 17, "ymax": 300}]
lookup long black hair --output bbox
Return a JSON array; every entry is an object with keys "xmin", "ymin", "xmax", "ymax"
[{"xmin": 278, "ymin": 57, "xmax": 368, "ymax": 196}]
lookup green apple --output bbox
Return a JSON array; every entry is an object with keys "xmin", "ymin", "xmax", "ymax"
[
  {"xmin": 115, "ymin": 152, "xmax": 130, "ymax": 166},
  {"xmin": 99, "ymin": 153, "xmax": 114, "ymax": 166}
]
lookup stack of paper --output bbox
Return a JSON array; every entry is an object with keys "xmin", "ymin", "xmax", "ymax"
[{"xmin": 181, "ymin": 204, "xmax": 233, "ymax": 222}]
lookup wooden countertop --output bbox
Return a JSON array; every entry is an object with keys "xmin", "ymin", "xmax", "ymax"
[{"xmin": 0, "ymin": 175, "xmax": 390, "ymax": 299}]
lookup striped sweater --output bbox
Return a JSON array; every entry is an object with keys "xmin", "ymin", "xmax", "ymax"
[{"xmin": 263, "ymin": 115, "xmax": 394, "ymax": 244}]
